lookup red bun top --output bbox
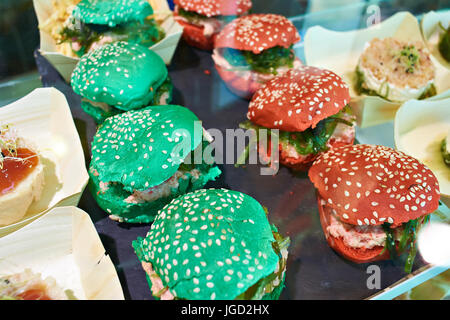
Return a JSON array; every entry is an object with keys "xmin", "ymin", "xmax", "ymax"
[
  {"xmin": 214, "ymin": 14, "xmax": 301, "ymax": 54},
  {"xmin": 309, "ymin": 144, "xmax": 440, "ymax": 227},
  {"xmin": 247, "ymin": 67, "xmax": 350, "ymax": 132},
  {"xmin": 174, "ymin": 0, "xmax": 252, "ymax": 17}
]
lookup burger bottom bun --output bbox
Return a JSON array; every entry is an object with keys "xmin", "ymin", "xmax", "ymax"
[
  {"xmin": 89, "ymin": 165, "xmax": 222, "ymax": 223},
  {"xmin": 317, "ymin": 193, "xmax": 390, "ymax": 263},
  {"xmin": 177, "ymin": 19, "xmax": 215, "ymax": 51},
  {"xmin": 257, "ymin": 131, "xmax": 356, "ymax": 171}
]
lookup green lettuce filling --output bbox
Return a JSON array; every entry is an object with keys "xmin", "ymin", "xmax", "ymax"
[
  {"xmin": 441, "ymin": 138, "xmax": 450, "ymax": 167},
  {"xmin": 235, "ymin": 228, "xmax": 290, "ymax": 300},
  {"xmin": 222, "ymin": 45, "xmax": 296, "ymax": 75},
  {"xmin": 438, "ymin": 23, "xmax": 450, "ymax": 62},
  {"xmin": 381, "ymin": 215, "xmax": 430, "ymax": 273},
  {"xmin": 236, "ymin": 105, "xmax": 354, "ymax": 166},
  {"xmin": 59, "ymin": 17, "xmax": 165, "ymax": 57}
]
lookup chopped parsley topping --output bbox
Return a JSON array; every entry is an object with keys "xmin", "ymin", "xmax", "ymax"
[{"xmin": 398, "ymin": 45, "xmax": 420, "ymax": 73}]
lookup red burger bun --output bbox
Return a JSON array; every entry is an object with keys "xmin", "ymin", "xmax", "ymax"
[
  {"xmin": 215, "ymin": 14, "xmax": 300, "ymax": 54},
  {"xmin": 317, "ymin": 193, "xmax": 389, "ymax": 263},
  {"xmin": 174, "ymin": 0, "xmax": 252, "ymax": 18},
  {"xmin": 247, "ymin": 67, "xmax": 351, "ymax": 132},
  {"xmin": 213, "ymin": 14, "xmax": 301, "ymax": 98},
  {"xmin": 309, "ymin": 144, "xmax": 440, "ymax": 228}
]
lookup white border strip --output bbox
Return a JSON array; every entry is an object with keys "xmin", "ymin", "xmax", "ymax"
[{"xmin": 369, "ymin": 265, "xmax": 449, "ymax": 300}]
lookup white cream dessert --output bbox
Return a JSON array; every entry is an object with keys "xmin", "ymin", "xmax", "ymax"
[
  {"xmin": 0, "ymin": 125, "xmax": 45, "ymax": 226},
  {"xmin": 356, "ymin": 37, "xmax": 436, "ymax": 102}
]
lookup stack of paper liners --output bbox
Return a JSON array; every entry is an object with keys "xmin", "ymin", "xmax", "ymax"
[
  {"xmin": 0, "ymin": 88, "xmax": 89, "ymax": 237},
  {"xmin": 304, "ymin": 11, "xmax": 450, "ymax": 128},
  {"xmin": 33, "ymin": 0, "xmax": 183, "ymax": 82},
  {"xmin": 0, "ymin": 206, "xmax": 124, "ymax": 300}
]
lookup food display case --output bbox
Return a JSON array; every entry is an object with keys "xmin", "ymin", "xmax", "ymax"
[{"xmin": 0, "ymin": 0, "xmax": 449, "ymax": 301}]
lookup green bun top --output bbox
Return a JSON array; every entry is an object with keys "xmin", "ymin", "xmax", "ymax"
[
  {"xmin": 90, "ymin": 105, "xmax": 203, "ymax": 193},
  {"xmin": 73, "ymin": 0, "xmax": 153, "ymax": 27},
  {"xmin": 71, "ymin": 41, "xmax": 167, "ymax": 111},
  {"xmin": 133, "ymin": 188, "xmax": 280, "ymax": 300}
]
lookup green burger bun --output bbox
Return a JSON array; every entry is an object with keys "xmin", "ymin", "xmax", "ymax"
[
  {"xmin": 71, "ymin": 41, "xmax": 172, "ymax": 123},
  {"xmin": 73, "ymin": 0, "xmax": 153, "ymax": 27},
  {"xmin": 133, "ymin": 188, "xmax": 290, "ymax": 300},
  {"xmin": 89, "ymin": 105, "xmax": 221, "ymax": 223}
]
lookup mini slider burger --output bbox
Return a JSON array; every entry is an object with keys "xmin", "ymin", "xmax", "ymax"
[
  {"xmin": 308, "ymin": 144, "xmax": 440, "ymax": 272},
  {"xmin": 133, "ymin": 188, "xmax": 289, "ymax": 300},
  {"xmin": 0, "ymin": 124, "xmax": 44, "ymax": 226},
  {"xmin": 173, "ymin": 0, "xmax": 252, "ymax": 51},
  {"xmin": 213, "ymin": 14, "xmax": 302, "ymax": 99},
  {"xmin": 356, "ymin": 37, "xmax": 436, "ymax": 102},
  {"xmin": 59, "ymin": 0, "xmax": 164, "ymax": 57},
  {"xmin": 71, "ymin": 41, "xmax": 172, "ymax": 124},
  {"xmin": 89, "ymin": 105, "xmax": 222, "ymax": 223},
  {"xmin": 441, "ymin": 131, "xmax": 450, "ymax": 167},
  {"xmin": 239, "ymin": 67, "xmax": 356, "ymax": 171}
]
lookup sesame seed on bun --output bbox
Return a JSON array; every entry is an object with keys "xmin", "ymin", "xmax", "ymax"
[
  {"xmin": 88, "ymin": 105, "xmax": 221, "ymax": 223},
  {"xmin": 71, "ymin": 41, "xmax": 171, "ymax": 122},
  {"xmin": 247, "ymin": 67, "xmax": 351, "ymax": 132},
  {"xmin": 174, "ymin": 0, "xmax": 252, "ymax": 17},
  {"xmin": 215, "ymin": 14, "xmax": 301, "ymax": 54}
]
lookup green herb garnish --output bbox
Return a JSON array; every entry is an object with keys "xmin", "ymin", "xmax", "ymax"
[
  {"xmin": 0, "ymin": 124, "xmax": 18, "ymax": 170},
  {"xmin": 438, "ymin": 23, "xmax": 450, "ymax": 62},
  {"xmin": 355, "ymin": 66, "xmax": 390, "ymax": 99},
  {"xmin": 441, "ymin": 138, "xmax": 450, "ymax": 167},
  {"xmin": 399, "ymin": 45, "xmax": 420, "ymax": 73}
]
